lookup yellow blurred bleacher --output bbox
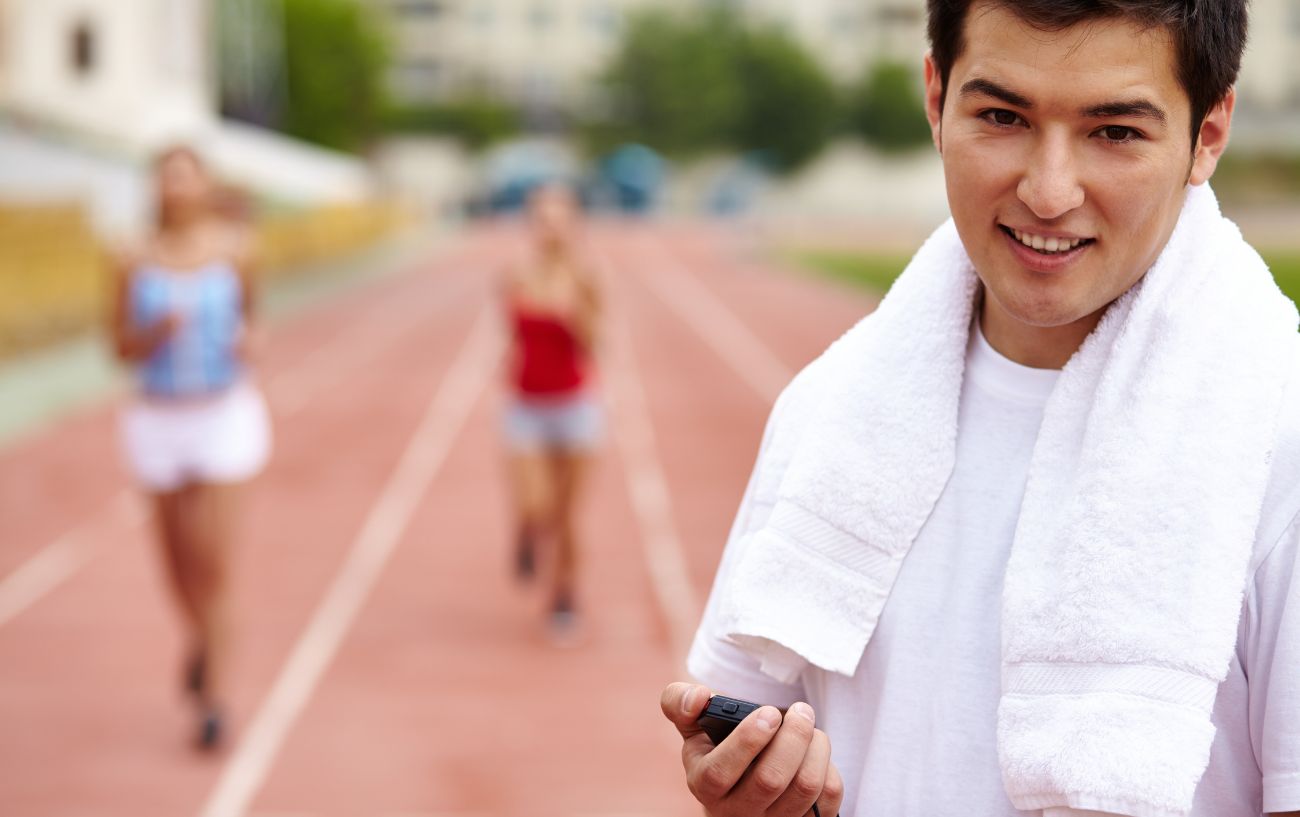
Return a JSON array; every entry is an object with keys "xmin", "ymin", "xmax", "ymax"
[
  {"xmin": 0, "ymin": 200, "xmax": 411, "ymax": 358},
  {"xmin": 0, "ymin": 203, "xmax": 102, "ymax": 356}
]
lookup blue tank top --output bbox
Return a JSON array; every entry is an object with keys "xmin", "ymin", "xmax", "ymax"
[{"xmin": 129, "ymin": 261, "xmax": 244, "ymax": 397}]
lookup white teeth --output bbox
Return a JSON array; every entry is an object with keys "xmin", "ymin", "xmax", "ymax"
[{"xmin": 1008, "ymin": 227, "xmax": 1086, "ymax": 253}]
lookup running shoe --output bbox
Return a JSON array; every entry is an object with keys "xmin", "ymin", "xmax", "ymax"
[
  {"xmin": 196, "ymin": 707, "xmax": 225, "ymax": 751},
  {"xmin": 548, "ymin": 592, "xmax": 583, "ymax": 647}
]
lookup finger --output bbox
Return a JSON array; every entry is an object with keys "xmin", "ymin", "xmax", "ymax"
[
  {"xmin": 816, "ymin": 759, "xmax": 845, "ymax": 817},
  {"xmin": 687, "ymin": 705, "xmax": 782, "ymax": 804},
  {"xmin": 660, "ymin": 682, "xmax": 711, "ymax": 738},
  {"xmin": 726, "ymin": 701, "xmax": 817, "ymax": 812},
  {"xmin": 765, "ymin": 727, "xmax": 830, "ymax": 817}
]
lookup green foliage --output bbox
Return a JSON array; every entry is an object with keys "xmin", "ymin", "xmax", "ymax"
[
  {"xmin": 281, "ymin": 0, "xmax": 389, "ymax": 152},
  {"xmin": 849, "ymin": 62, "xmax": 932, "ymax": 153},
  {"xmin": 385, "ymin": 97, "xmax": 522, "ymax": 151},
  {"xmin": 731, "ymin": 27, "xmax": 840, "ymax": 171},
  {"xmin": 1269, "ymin": 252, "xmax": 1300, "ymax": 307},
  {"xmin": 588, "ymin": 10, "xmax": 838, "ymax": 172},
  {"xmin": 591, "ymin": 10, "xmax": 745, "ymax": 159},
  {"xmin": 790, "ymin": 250, "xmax": 911, "ymax": 294},
  {"xmin": 1212, "ymin": 153, "xmax": 1300, "ymax": 205}
]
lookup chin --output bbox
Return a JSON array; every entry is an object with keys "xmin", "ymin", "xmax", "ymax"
[{"xmin": 988, "ymin": 286, "xmax": 1093, "ymax": 330}]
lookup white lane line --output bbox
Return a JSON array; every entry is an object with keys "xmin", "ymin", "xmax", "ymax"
[
  {"xmin": 595, "ymin": 244, "xmax": 700, "ymax": 665},
  {"xmin": 197, "ymin": 308, "xmax": 501, "ymax": 817},
  {"xmin": 0, "ymin": 255, "xmax": 476, "ymax": 631},
  {"xmin": 631, "ymin": 233, "xmax": 792, "ymax": 404},
  {"xmin": 0, "ymin": 491, "xmax": 143, "ymax": 628}
]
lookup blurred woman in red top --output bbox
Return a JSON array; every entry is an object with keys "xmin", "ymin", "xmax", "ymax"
[{"xmin": 501, "ymin": 184, "xmax": 601, "ymax": 643}]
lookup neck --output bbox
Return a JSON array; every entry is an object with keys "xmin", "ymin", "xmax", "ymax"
[
  {"xmin": 538, "ymin": 240, "xmax": 568, "ymax": 267},
  {"xmin": 979, "ymin": 293, "xmax": 1102, "ymax": 370},
  {"xmin": 160, "ymin": 208, "xmax": 206, "ymax": 234}
]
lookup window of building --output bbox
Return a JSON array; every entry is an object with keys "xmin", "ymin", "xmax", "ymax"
[
  {"xmin": 394, "ymin": 57, "xmax": 444, "ymax": 102},
  {"xmin": 529, "ymin": 2, "xmax": 555, "ymax": 31},
  {"xmin": 392, "ymin": 0, "xmax": 443, "ymax": 18},
  {"xmin": 71, "ymin": 19, "xmax": 96, "ymax": 77},
  {"xmin": 877, "ymin": 4, "xmax": 923, "ymax": 25}
]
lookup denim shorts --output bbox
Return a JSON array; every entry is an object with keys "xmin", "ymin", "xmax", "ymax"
[{"xmin": 503, "ymin": 391, "xmax": 603, "ymax": 453}]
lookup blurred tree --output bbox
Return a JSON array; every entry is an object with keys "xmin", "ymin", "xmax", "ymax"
[
  {"xmin": 384, "ymin": 96, "xmax": 522, "ymax": 151},
  {"xmin": 279, "ymin": 0, "xmax": 389, "ymax": 152},
  {"xmin": 731, "ymin": 27, "xmax": 838, "ymax": 171},
  {"xmin": 587, "ymin": 10, "xmax": 837, "ymax": 173},
  {"xmin": 849, "ymin": 62, "xmax": 933, "ymax": 153},
  {"xmin": 587, "ymin": 10, "xmax": 745, "ymax": 159}
]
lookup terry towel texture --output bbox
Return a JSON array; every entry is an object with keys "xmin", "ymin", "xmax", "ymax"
[{"xmin": 716, "ymin": 184, "xmax": 1300, "ymax": 817}]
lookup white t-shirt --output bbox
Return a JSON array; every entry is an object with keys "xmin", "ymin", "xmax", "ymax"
[{"xmin": 688, "ymin": 321, "xmax": 1300, "ymax": 817}]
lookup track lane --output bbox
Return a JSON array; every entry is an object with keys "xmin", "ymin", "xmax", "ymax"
[
  {"xmin": 0, "ymin": 229, "xmax": 511, "ymax": 817},
  {"xmin": 0, "ymin": 218, "xmax": 882, "ymax": 817}
]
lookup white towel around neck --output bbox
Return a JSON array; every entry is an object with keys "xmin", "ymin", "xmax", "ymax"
[{"xmin": 717, "ymin": 184, "xmax": 1300, "ymax": 817}]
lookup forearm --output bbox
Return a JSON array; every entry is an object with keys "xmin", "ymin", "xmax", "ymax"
[{"xmin": 113, "ymin": 322, "xmax": 171, "ymax": 362}]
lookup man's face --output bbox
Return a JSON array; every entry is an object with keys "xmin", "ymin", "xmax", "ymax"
[{"xmin": 925, "ymin": 3, "xmax": 1230, "ymax": 341}]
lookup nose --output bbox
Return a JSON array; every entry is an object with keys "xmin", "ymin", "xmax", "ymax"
[{"xmin": 1016, "ymin": 131, "xmax": 1085, "ymax": 220}]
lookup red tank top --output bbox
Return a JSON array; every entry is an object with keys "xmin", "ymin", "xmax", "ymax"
[{"xmin": 511, "ymin": 307, "xmax": 588, "ymax": 395}]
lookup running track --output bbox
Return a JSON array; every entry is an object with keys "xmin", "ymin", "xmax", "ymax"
[{"xmin": 0, "ymin": 220, "xmax": 878, "ymax": 817}]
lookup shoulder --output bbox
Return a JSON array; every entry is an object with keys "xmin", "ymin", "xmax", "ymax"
[
  {"xmin": 746, "ymin": 312, "xmax": 876, "ymax": 499},
  {"xmin": 769, "ymin": 312, "xmax": 876, "ymax": 427},
  {"xmin": 107, "ymin": 239, "xmax": 150, "ymax": 286},
  {"xmin": 216, "ymin": 222, "xmax": 257, "ymax": 270}
]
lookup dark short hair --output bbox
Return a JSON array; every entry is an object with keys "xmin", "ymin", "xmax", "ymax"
[{"xmin": 926, "ymin": 0, "xmax": 1248, "ymax": 146}]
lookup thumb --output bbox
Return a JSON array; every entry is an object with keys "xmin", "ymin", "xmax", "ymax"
[{"xmin": 660, "ymin": 682, "xmax": 711, "ymax": 738}]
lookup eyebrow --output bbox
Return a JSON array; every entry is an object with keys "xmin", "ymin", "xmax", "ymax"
[
  {"xmin": 1081, "ymin": 99, "xmax": 1168, "ymax": 123},
  {"xmin": 959, "ymin": 77, "xmax": 1033, "ymax": 109},
  {"xmin": 959, "ymin": 76, "xmax": 1169, "ymax": 125}
]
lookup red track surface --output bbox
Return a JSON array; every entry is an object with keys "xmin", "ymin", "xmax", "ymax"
[{"xmin": 0, "ymin": 221, "xmax": 877, "ymax": 817}]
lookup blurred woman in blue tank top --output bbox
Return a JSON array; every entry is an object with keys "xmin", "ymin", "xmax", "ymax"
[{"xmin": 109, "ymin": 145, "xmax": 271, "ymax": 750}]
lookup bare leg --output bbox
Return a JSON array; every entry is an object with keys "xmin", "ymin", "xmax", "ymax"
[
  {"xmin": 507, "ymin": 451, "xmax": 551, "ymax": 580},
  {"xmin": 548, "ymin": 450, "xmax": 590, "ymax": 613},
  {"xmin": 180, "ymin": 480, "xmax": 239, "ymax": 710},
  {"xmin": 153, "ymin": 490, "xmax": 194, "ymax": 622}
]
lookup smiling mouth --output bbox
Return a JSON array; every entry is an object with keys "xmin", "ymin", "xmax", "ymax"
[{"xmin": 999, "ymin": 225, "xmax": 1095, "ymax": 255}]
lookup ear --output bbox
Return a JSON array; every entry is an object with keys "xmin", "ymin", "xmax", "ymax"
[
  {"xmin": 923, "ymin": 52, "xmax": 944, "ymax": 153},
  {"xmin": 1188, "ymin": 87, "xmax": 1235, "ymax": 186}
]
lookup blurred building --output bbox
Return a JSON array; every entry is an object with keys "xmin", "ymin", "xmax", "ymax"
[
  {"xmin": 727, "ymin": 0, "xmax": 924, "ymax": 81},
  {"xmin": 369, "ymin": 0, "xmax": 922, "ymax": 116},
  {"xmin": 0, "ymin": 0, "xmax": 372, "ymax": 237},
  {"xmin": 371, "ymin": 0, "xmax": 1296, "ymax": 125},
  {"xmin": 1237, "ymin": 0, "xmax": 1300, "ymax": 110},
  {"xmin": 0, "ymin": 0, "xmax": 213, "ymax": 146},
  {"xmin": 368, "ymin": 0, "xmax": 683, "ymax": 119}
]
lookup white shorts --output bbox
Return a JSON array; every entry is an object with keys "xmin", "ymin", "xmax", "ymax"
[
  {"xmin": 120, "ymin": 383, "xmax": 272, "ymax": 492},
  {"xmin": 503, "ymin": 391, "xmax": 604, "ymax": 453}
]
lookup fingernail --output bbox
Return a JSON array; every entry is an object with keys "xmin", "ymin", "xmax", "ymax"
[
  {"xmin": 681, "ymin": 687, "xmax": 699, "ymax": 716},
  {"xmin": 790, "ymin": 702, "xmax": 815, "ymax": 724},
  {"xmin": 756, "ymin": 707, "xmax": 781, "ymax": 731}
]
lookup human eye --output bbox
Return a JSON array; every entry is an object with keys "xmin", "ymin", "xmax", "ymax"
[
  {"xmin": 1095, "ymin": 124, "xmax": 1144, "ymax": 144},
  {"xmin": 978, "ymin": 108, "xmax": 1025, "ymax": 128}
]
